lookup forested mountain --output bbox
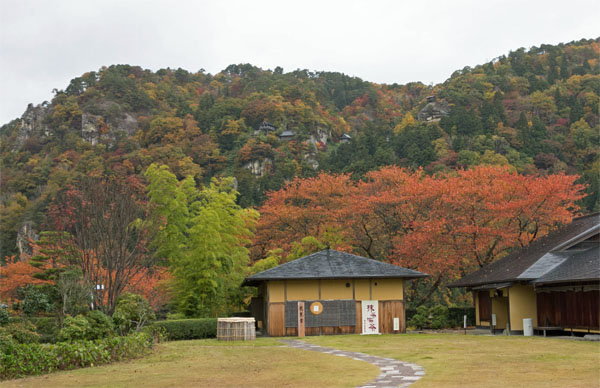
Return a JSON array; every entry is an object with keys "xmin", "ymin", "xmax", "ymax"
[{"xmin": 1, "ymin": 38, "xmax": 599, "ymax": 258}]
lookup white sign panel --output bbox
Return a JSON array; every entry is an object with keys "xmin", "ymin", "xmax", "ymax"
[{"xmin": 361, "ymin": 300, "xmax": 379, "ymax": 334}]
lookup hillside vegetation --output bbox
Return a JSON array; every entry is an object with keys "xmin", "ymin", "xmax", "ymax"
[{"xmin": 1, "ymin": 38, "xmax": 598, "ymax": 258}]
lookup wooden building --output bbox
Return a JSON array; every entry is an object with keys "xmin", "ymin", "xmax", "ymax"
[
  {"xmin": 277, "ymin": 130, "xmax": 296, "ymax": 141},
  {"xmin": 243, "ymin": 249, "xmax": 428, "ymax": 336},
  {"xmin": 449, "ymin": 213, "xmax": 599, "ymax": 335},
  {"xmin": 339, "ymin": 133, "xmax": 352, "ymax": 143}
]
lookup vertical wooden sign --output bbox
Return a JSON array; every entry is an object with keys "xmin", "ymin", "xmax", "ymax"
[
  {"xmin": 298, "ymin": 301, "xmax": 305, "ymax": 337},
  {"xmin": 361, "ymin": 300, "xmax": 379, "ymax": 334}
]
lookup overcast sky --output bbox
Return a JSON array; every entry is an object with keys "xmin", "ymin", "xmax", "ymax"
[{"xmin": 1, "ymin": 0, "xmax": 598, "ymax": 124}]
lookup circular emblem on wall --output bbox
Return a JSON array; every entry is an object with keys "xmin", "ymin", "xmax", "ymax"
[{"xmin": 309, "ymin": 301, "xmax": 323, "ymax": 315}]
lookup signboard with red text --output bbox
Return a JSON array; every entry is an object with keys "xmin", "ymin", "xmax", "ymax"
[{"xmin": 361, "ymin": 300, "xmax": 379, "ymax": 334}]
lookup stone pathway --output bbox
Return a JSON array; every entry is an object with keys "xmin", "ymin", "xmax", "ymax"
[{"xmin": 280, "ymin": 339, "xmax": 425, "ymax": 388}]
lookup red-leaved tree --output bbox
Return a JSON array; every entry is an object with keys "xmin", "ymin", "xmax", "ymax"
[
  {"xmin": 254, "ymin": 165, "xmax": 586, "ymax": 303},
  {"xmin": 49, "ymin": 175, "xmax": 154, "ymax": 315}
]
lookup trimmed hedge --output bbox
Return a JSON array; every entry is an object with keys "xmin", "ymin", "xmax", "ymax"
[
  {"xmin": 0, "ymin": 332, "xmax": 153, "ymax": 380},
  {"xmin": 153, "ymin": 318, "xmax": 217, "ymax": 341}
]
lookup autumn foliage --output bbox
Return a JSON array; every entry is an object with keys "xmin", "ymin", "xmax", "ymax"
[
  {"xmin": 125, "ymin": 267, "xmax": 171, "ymax": 311},
  {"xmin": 255, "ymin": 166, "xmax": 585, "ymax": 286},
  {"xmin": 0, "ymin": 256, "xmax": 52, "ymax": 302}
]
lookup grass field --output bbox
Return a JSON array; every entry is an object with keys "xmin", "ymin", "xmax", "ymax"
[
  {"xmin": 0, "ymin": 338, "xmax": 377, "ymax": 388},
  {"xmin": 2, "ymin": 334, "xmax": 598, "ymax": 388},
  {"xmin": 305, "ymin": 334, "xmax": 600, "ymax": 388}
]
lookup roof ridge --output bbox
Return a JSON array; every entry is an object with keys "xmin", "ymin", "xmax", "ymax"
[
  {"xmin": 249, "ymin": 251, "xmax": 319, "ymax": 276},
  {"xmin": 243, "ymin": 249, "xmax": 428, "ymax": 286}
]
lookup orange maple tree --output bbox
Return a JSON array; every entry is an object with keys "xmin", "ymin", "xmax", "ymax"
[
  {"xmin": 255, "ymin": 165, "xmax": 585, "ymax": 301},
  {"xmin": 0, "ymin": 256, "xmax": 53, "ymax": 303},
  {"xmin": 125, "ymin": 267, "xmax": 171, "ymax": 311},
  {"xmin": 252, "ymin": 172, "xmax": 357, "ymax": 259}
]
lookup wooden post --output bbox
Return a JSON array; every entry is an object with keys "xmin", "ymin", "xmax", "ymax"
[{"xmin": 298, "ymin": 302, "xmax": 305, "ymax": 337}]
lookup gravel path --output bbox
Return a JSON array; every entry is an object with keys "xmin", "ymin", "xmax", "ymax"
[{"xmin": 280, "ymin": 339, "xmax": 425, "ymax": 388}]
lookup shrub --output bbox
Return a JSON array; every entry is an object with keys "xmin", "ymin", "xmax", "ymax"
[
  {"xmin": 18, "ymin": 285, "xmax": 53, "ymax": 317},
  {"xmin": 4, "ymin": 321, "xmax": 40, "ymax": 344},
  {"xmin": 408, "ymin": 305, "xmax": 429, "ymax": 330},
  {"xmin": 0, "ymin": 328, "xmax": 16, "ymax": 353},
  {"xmin": 408, "ymin": 304, "xmax": 450, "ymax": 330},
  {"xmin": 152, "ymin": 318, "xmax": 217, "ymax": 341},
  {"xmin": 34, "ymin": 317, "xmax": 60, "ymax": 343},
  {"xmin": 406, "ymin": 307, "xmax": 476, "ymax": 328},
  {"xmin": 0, "ymin": 332, "xmax": 154, "ymax": 380},
  {"xmin": 85, "ymin": 310, "xmax": 114, "ymax": 339},
  {"xmin": 58, "ymin": 311, "xmax": 115, "ymax": 342},
  {"xmin": 113, "ymin": 292, "xmax": 155, "ymax": 335},
  {"xmin": 59, "ymin": 315, "xmax": 91, "ymax": 342},
  {"xmin": 0, "ymin": 306, "xmax": 9, "ymax": 326},
  {"xmin": 142, "ymin": 324, "xmax": 167, "ymax": 343},
  {"xmin": 429, "ymin": 305, "xmax": 450, "ymax": 329},
  {"xmin": 166, "ymin": 312, "xmax": 186, "ymax": 320}
]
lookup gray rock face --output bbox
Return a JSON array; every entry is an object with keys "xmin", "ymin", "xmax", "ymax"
[
  {"xmin": 417, "ymin": 98, "xmax": 450, "ymax": 122},
  {"xmin": 81, "ymin": 105, "xmax": 138, "ymax": 145},
  {"xmin": 310, "ymin": 127, "xmax": 330, "ymax": 145},
  {"xmin": 81, "ymin": 113, "xmax": 101, "ymax": 145},
  {"xmin": 14, "ymin": 103, "xmax": 50, "ymax": 150},
  {"xmin": 243, "ymin": 158, "xmax": 273, "ymax": 177},
  {"xmin": 16, "ymin": 221, "xmax": 38, "ymax": 259},
  {"xmin": 12, "ymin": 99, "xmax": 140, "ymax": 149}
]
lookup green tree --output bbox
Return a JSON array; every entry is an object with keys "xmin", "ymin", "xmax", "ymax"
[{"xmin": 145, "ymin": 164, "xmax": 258, "ymax": 317}]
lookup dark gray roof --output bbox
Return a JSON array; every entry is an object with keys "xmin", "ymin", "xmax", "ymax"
[
  {"xmin": 448, "ymin": 213, "xmax": 599, "ymax": 288},
  {"xmin": 534, "ymin": 246, "xmax": 600, "ymax": 285},
  {"xmin": 517, "ymin": 252, "xmax": 569, "ymax": 280},
  {"xmin": 243, "ymin": 249, "xmax": 428, "ymax": 286}
]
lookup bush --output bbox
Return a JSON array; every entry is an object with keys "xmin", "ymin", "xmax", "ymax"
[
  {"xmin": 408, "ymin": 304, "xmax": 450, "ymax": 330},
  {"xmin": 0, "ymin": 306, "xmax": 9, "ymax": 326},
  {"xmin": 34, "ymin": 317, "xmax": 60, "ymax": 343},
  {"xmin": 407, "ymin": 305, "xmax": 429, "ymax": 330},
  {"xmin": 59, "ymin": 311, "xmax": 114, "ymax": 342},
  {"xmin": 406, "ymin": 307, "xmax": 475, "ymax": 328},
  {"xmin": 142, "ymin": 325, "xmax": 167, "ymax": 343},
  {"xmin": 85, "ymin": 310, "xmax": 115, "ymax": 339},
  {"xmin": 429, "ymin": 305, "xmax": 449, "ymax": 329},
  {"xmin": 4, "ymin": 321, "xmax": 40, "ymax": 344},
  {"xmin": 152, "ymin": 318, "xmax": 217, "ymax": 341},
  {"xmin": 59, "ymin": 315, "xmax": 91, "ymax": 342},
  {"xmin": 0, "ymin": 328, "xmax": 16, "ymax": 353},
  {"xmin": 113, "ymin": 293, "xmax": 155, "ymax": 335},
  {"xmin": 166, "ymin": 312, "xmax": 186, "ymax": 320},
  {"xmin": 0, "ymin": 332, "xmax": 154, "ymax": 380},
  {"xmin": 17, "ymin": 285, "xmax": 52, "ymax": 317}
]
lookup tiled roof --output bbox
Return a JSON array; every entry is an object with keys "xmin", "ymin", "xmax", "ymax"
[
  {"xmin": 534, "ymin": 246, "xmax": 599, "ymax": 285},
  {"xmin": 242, "ymin": 249, "xmax": 428, "ymax": 286},
  {"xmin": 448, "ymin": 213, "xmax": 599, "ymax": 288}
]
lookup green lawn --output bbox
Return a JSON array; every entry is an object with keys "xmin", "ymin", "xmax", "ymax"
[
  {"xmin": 0, "ymin": 338, "xmax": 377, "ymax": 388},
  {"xmin": 305, "ymin": 334, "xmax": 600, "ymax": 388},
  {"xmin": 2, "ymin": 334, "xmax": 599, "ymax": 388}
]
